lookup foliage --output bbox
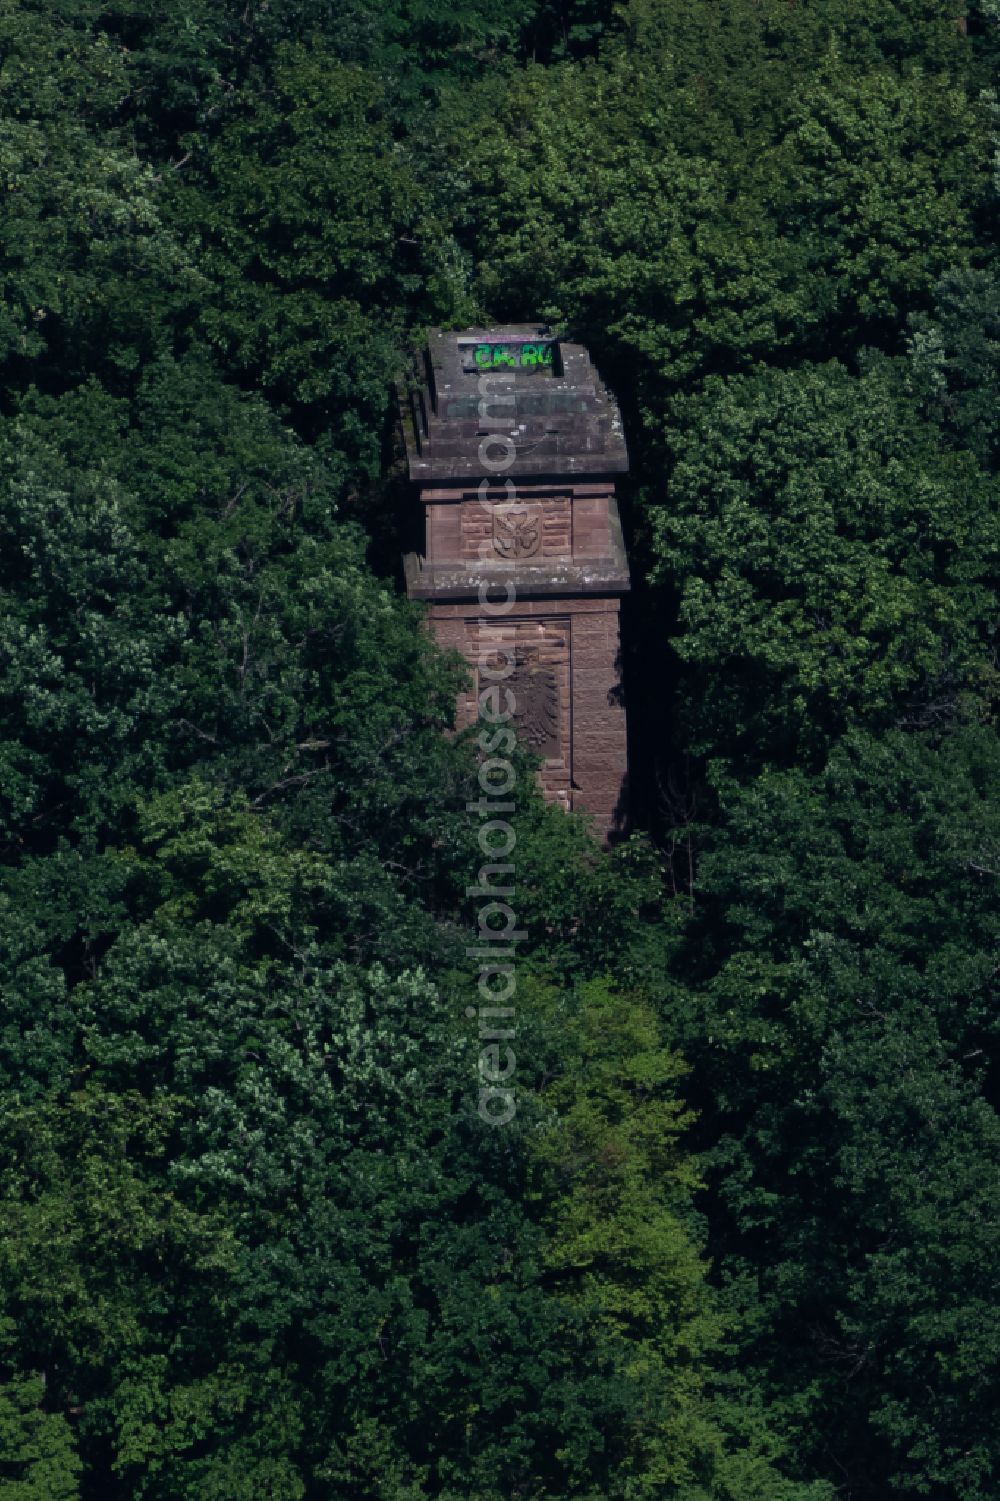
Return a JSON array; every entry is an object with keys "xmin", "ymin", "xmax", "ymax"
[
  {"xmin": 648, "ymin": 358, "xmax": 997, "ymax": 765},
  {"xmin": 0, "ymin": 1353, "xmax": 81, "ymax": 1500},
  {"xmin": 0, "ymin": 0, "xmax": 996, "ymax": 1497}
]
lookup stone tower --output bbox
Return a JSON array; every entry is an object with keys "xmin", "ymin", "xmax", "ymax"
[{"xmin": 400, "ymin": 326, "xmax": 630, "ymax": 842}]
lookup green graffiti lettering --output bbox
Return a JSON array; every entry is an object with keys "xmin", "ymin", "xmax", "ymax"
[{"xmin": 471, "ymin": 341, "xmax": 554, "ymax": 370}]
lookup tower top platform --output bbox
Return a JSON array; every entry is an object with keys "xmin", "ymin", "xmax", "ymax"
[{"xmin": 399, "ymin": 325, "xmax": 629, "ymax": 483}]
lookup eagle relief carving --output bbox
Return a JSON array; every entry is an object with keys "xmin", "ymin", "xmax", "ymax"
[
  {"xmin": 507, "ymin": 647, "xmax": 560, "ymax": 760},
  {"xmin": 492, "ymin": 504, "xmax": 542, "ymax": 560}
]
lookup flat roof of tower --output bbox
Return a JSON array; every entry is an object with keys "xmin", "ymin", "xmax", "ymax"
[{"xmin": 399, "ymin": 325, "xmax": 628, "ymax": 482}]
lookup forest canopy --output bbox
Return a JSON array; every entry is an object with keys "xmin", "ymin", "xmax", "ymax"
[{"xmin": 0, "ymin": 1, "xmax": 997, "ymax": 1498}]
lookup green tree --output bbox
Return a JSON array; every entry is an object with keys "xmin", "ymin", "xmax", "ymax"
[
  {"xmin": 648, "ymin": 359, "xmax": 997, "ymax": 767},
  {"xmin": 666, "ymin": 723, "xmax": 1000, "ymax": 1496},
  {"xmin": 908, "ymin": 266, "xmax": 1000, "ymax": 470},
  {"xmin": 0, "ymin": 1352, "xmax": 80, "ymax": 1501},
  {"xmin": 173, "ymin": 41, "xmax": 473, "ymax": 460}
]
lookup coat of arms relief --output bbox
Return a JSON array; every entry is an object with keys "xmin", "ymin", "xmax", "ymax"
[{"xmin": 492, "ymin": 504, "xmax": 542, "ymax": 560}]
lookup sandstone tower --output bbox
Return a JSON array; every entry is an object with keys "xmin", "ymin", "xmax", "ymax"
[{"xmin": 400, "ymin": 326, "xmax": 630, "ymax": 842}]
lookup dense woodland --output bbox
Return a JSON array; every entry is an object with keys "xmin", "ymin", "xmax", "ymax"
[{"xmin": 0, "ymin": 1, "xmax": 997, "ymax": 1497}]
